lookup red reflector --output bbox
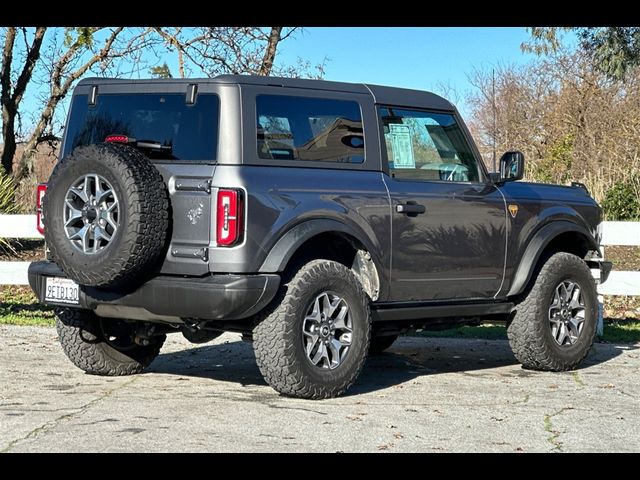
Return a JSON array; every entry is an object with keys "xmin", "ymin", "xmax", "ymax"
[
  {"xmin": 105, "ymin": 134, "xmax": 129, "ymax": 144},
  {"xmin": 36, "ymin": 183, "xmax": 47, "ymax": 235},
  {"xmin": 216, "ymin": 189, "xmax": 243, "ymax": 247}
]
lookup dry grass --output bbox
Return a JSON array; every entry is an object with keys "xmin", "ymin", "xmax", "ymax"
[
  {"xmin": 1, "ymin": 142, "xmax": 58, "ymax": 213},
  {"xmin": 0, "ymin": 285, "xmax": 54, "ymax": 326}
]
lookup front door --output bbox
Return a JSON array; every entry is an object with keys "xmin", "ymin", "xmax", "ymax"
[{"xmin": 379, "ymin": 106, "xmax": 507, "ymax": 301}]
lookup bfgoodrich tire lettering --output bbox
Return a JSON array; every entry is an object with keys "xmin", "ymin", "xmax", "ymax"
[
  {"xmin": 55, "ymin": 308, "xmax": 165, "ymax": 376},
  {"xmin": 252, "ymin": 260, "xmax": 371, "ymax": 399},
  {"xmin": 44, "ymin": 143, "xmax": 169, "ymax": 288},
  {"xmin": 507, "ymin": 252, "xmax": 598, "ymax": 371}
]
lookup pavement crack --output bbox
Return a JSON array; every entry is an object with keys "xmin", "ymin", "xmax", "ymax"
[
  {"xmin": 1, "ymin": 377, "xmax": 138, "ymax": 453},
  {"xmin": 543, "ymin": 407, "xmax": 573, "ymax": 452},
  {"xmin": 614, "ymin": 388, "xmax": 636, "ymax": 399},
  {"xmin": 267, "ymin": 404, "xmax": 328, "ymax": 415},
  {"xmin": 511, "ymin": 393, "xmax": 530, "ymax": 404}
]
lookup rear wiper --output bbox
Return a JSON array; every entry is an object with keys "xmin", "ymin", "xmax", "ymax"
[
  {"xmin": 133, "ymin": 139, "xmax": 173, "ymax": 152},
  {"xmin": 105, "ymin": 135, "xmax": 172, "ymax": 152}
]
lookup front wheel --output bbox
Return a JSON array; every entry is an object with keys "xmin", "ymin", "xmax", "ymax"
[
  {"xmin": 507, "ymin": 252, "xmax": 598, "ymax": 371},
  {"xmin": 253, "ymin": 260, "xmax": 371, "ymax": 399},
  {"xmin": 56, "ymin": 308, "xmax": 165, "ymax": 376}
]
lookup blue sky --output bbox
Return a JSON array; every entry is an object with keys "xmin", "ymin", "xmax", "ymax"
[
  {"xmin": 275, "ymin": 27, "xmax": 541, "ymax": 116},
  {"xmin": 21, "ymin": 27, "xmax": 557, "ymax": 132}
]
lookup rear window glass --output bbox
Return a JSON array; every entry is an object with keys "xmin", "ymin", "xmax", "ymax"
[
  {"xmin": 63, "ymin": 93, "xmax": 219, "ymax": 161},
  {"xmin": 256, "ymin": 95, "xmax": 364, "ymax": 163}
]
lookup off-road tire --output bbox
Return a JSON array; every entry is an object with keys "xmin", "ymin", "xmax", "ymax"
[
  {"xmin": 369, "ymin": 335, "xmax": 398, "ymax": 354},
  {"xmin": 55, "ymin": 308, "xmax": 165, "ymax": 376},
  {"xmin": 507, "ymin": 252, "xmax": 597, "ymax": 371},
  {"xmin": 44, "ymin": 143, "xmax": 169, "ymax": 288},
  {"xmin": 253, "ymin": 260, "xmax": 371, "ymax": 399}
]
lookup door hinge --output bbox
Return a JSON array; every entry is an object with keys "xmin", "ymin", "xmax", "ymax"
[
  {"xmin": 174, "ymin": 178, "xmax": 212, "ymax": 194},
  {"xmin": 171, "ymin": 246, "xmax": 209, "ymax": 262}
]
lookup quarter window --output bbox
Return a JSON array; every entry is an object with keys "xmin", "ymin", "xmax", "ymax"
[
  {"xmin": 257, "ymin": 95, "xmax": 364, "ymax": 163},
  {"xmin": 379, "ymin": 107, "xmax": 480, "ymax": 182}
]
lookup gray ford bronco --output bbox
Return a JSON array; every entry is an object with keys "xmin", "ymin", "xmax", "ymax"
[{"xmin": 29, "ymin": 75, "xmax": 612, "ymax": 399}]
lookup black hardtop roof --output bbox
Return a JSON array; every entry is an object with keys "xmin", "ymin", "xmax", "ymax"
[{"xmin": 77, "ymin": 74, "xmax": 455, "ymax": 111}]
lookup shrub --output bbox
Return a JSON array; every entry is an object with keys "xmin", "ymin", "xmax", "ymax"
[
  {"xmin": 0, "ymin": 170, "xmax": 18, "ymax": 214},
  {"xmin": 0, "ymin": 170, "xmax": 18, "ymax": 254},
  {"xmin": 602, "ymin": 178, "xmax": 640, "ymax": 220}
]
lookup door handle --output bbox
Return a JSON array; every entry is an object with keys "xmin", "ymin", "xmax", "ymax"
[{"xmin": 396, "ymin": 203, "xmax": 426, "ymax": 215}]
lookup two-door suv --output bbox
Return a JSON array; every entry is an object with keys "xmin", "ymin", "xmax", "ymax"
[{"xmin": 29, "ymin": 75, "xmax": 611, "ymax": 398}]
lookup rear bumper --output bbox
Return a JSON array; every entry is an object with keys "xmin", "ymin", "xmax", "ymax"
[{"xmin": 28, "ymin": 261, "xmax": 280, "ymax": 322}]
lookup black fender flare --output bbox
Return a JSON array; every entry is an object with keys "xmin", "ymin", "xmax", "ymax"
[
  {"xmin": 506, "ymin": 220, "xmax": 598, "ymax": 297},
  {"xmin": 258, "ymin": 219, "xmax": 386, "ymax": 297},
  {"xmin": 259, "ymin": 219, "xmax": 380, "ymax": 271}
]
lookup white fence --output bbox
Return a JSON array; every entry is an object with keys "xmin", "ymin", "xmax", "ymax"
[
  {"xmin": 597, "ymin": 222, "xmax": 640, "ymax": 295},
  {"xmin": 1, "ymin": 216, "xmax": 639, "ymax": 295},
  {"xmin": 0, "ymin": 215, "xmax": 43, "ymax": 285}
]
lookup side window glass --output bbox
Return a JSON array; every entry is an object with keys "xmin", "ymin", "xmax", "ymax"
[
  {"xmin": 256, "ymin": 95, "xmax": 364, "ymax": 163},
  {"xmin": 258, "ymin": 115, "xmax": 295, "ymax": 159},
  {"xmin": 379, "ymin": 107, "xmax": 481, "ymax": 182}
]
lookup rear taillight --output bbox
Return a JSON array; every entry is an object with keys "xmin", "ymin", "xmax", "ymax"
[
  {"xmin": 36, "ymin": 183, "xmax": 47, "ymax": 235},
  {"xmin": 216, "ymin": 189, "xmax": 244, "ymax": 247}
]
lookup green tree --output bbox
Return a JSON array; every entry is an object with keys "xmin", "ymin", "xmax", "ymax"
[
  {"xmin": 149, "ymin": 62, "xmax": 172, "ymax": 78},
  {"xmin": 524, "ymin": 27, "xmax": 640, "ymax": 80}
]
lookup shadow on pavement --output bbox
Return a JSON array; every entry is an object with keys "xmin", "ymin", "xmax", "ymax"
[{"xmin": 147, "ymin": 336, "xmax": 634, "ymax": 395}]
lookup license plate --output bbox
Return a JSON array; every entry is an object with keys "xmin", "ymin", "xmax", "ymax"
[{"xmin": 44, "ymin": 277, "xmax": 80, "ymax": 305}]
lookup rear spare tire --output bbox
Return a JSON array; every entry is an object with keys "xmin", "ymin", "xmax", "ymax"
[{"xmin": 43, "ymin": 143, "xmax": 169, "ymax": 288}]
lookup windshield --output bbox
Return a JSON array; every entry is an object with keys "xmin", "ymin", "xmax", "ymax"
[{"xmin": 63, "ymin": 93, "xmax": 219, "ymax": 161}]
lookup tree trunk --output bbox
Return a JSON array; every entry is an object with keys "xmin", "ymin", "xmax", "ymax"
[
  {"xmin": 1, "ymin": 27, "xmax": 16, "ymax": 174},
  {"xmin": 259, "ymin": 27, "xmax": 282, "ymax": 76},
  {"xmin": 1, "ymin": 105, "xmax": 16, "ymax": 174},
  {"xmin": 14, "ymin": 92, "xmax": 57, "ymax": 180}
]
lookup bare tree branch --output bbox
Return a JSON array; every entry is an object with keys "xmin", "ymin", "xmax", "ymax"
[
  {"xmin": 15, "ymin": 27, "xmax": 124, "ymax": 181},
  {"xmin": 153, "ymin": 27, "xmax": 186, "ymax": 78},
  {"xmin": 2, "ymin": 26, "xmax": 323, "ymax": 186},
  {"xmin": 13, "ymin": 27, "xmax": 46, "ymax": 105}
]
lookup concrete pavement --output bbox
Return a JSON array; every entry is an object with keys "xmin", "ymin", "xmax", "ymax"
[{"xmin": 1, "ymin": 325, "xmax": 639, "ymax": 452}]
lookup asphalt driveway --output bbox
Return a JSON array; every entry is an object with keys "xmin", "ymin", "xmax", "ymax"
[{"xmin": 1, "ymin": 325, "xmax": 639, "ymax": 452}]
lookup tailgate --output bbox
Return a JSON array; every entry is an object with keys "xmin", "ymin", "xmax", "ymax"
[{"xmin": 154, "ymin": 163, "xmax": 215, "ymax": 276}]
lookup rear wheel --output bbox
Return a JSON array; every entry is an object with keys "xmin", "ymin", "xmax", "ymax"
[
  {"xmin": 55, "ymin": 308, "xmax": 165, "ymax": 376},
  {"xmin": 253, "ymin": 260, "xmax": 371, "ymax": 399},
  {"xmin": 507, "ymin": 252, "xmax": 597, "ymax": 371}
]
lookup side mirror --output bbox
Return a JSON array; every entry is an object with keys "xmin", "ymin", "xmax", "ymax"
[{"xmin": 498, "ymin": 151, "xmax": 524, "ymax": 182}]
